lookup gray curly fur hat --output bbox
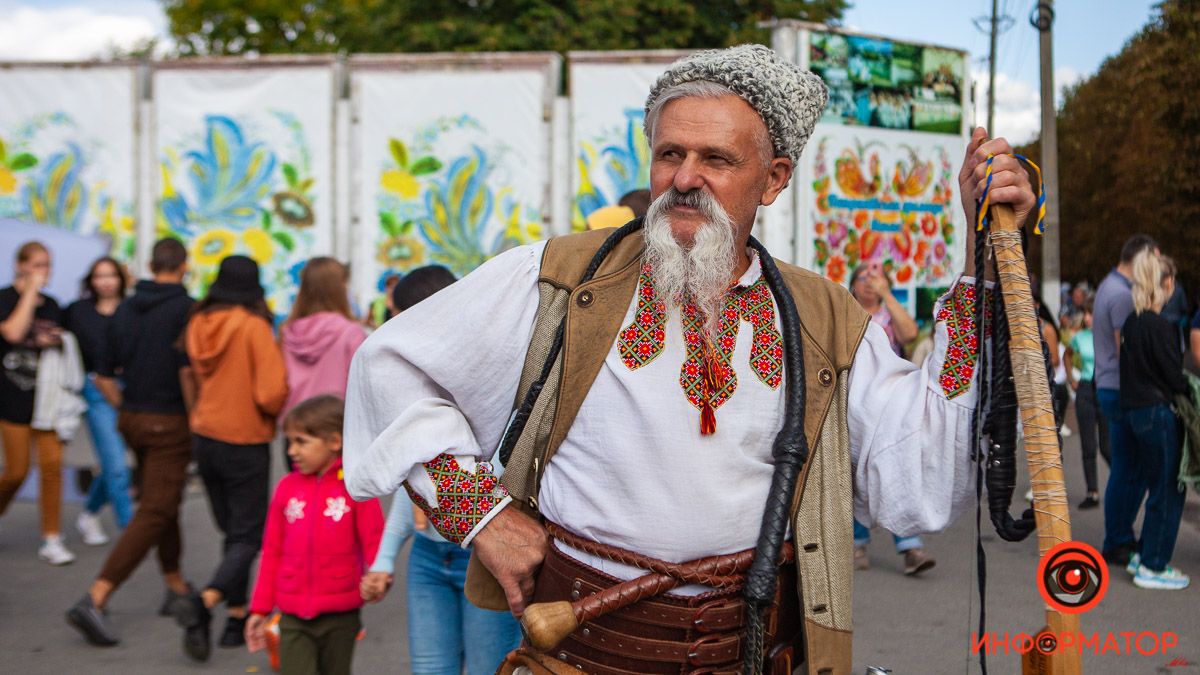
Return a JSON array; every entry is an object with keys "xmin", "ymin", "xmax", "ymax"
[{"xmin": 644, "ymin": 44, "xmax": 828, "ymax": 165}]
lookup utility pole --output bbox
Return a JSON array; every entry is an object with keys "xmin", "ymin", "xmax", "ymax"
[
  {"xmin": 973, "ymin": 2, "xmax": 1013, "ymax": 133},
  {"xmin": 987, "ymin": 0, "xmax": 999, "ymax": 132},
  {"xmin": 1033, "ymin": 1, "xmax": 1061, "ymax": 317}
]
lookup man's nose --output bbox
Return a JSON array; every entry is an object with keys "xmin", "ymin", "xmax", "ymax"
[{"xmin": 672, "ymin": 155, "xmax": 705, "ymax": 193}]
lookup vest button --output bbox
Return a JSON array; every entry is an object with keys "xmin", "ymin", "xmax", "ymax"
[
  {"xmin": 818, "ymin": 368, "xmax": 833, "ymax": 386},
  {"xmin": 576, "ymin": 290, "xmax": 594, "ymax": 307}
]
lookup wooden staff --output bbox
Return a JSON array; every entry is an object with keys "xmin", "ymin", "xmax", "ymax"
[{"xmin": 988, "ymin": 203, "xmax": 1082, "ymax": 675}]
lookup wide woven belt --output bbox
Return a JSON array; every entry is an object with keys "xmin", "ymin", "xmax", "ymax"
[{"xmin": 528, "ymin": 523, "xmax": 799, "ymax": 675}]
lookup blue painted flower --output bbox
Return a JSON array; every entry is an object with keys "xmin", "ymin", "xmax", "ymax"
[
  {"xmin": 414, "ymin": 146, "xmax": 512, "ymax": 276},
  {"xmin": 23, "ymin": 143, "xmax": 87, "ymax": 230},
  {"xmin": 171, "ymin": 115, "xmax": 278, "ymax": 232},
  {"xmin": 600, "ymin": 108, "xmax": 650, "ymax": 199}
]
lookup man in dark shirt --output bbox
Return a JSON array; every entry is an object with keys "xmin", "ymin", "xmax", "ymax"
[{"xmin": 67, "ymin": 238, "xmax": 202, "ymax": 654}]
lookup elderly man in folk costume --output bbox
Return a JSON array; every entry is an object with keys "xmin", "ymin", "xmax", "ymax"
[{"xmin": 345, "ymin": 44, "xmax": 1037, "ymax": 675}]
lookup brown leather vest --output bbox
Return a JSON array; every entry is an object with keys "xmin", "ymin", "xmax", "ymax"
[{"xmin": 467, "ymin": 228, "xmax": 870, "ymax": 675}]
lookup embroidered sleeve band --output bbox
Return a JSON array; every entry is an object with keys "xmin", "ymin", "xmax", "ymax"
[
  {"xmin": 935, "ymin": 281, "xmax": 993, "ymax": 399},
  {"xmin": 404, "ymin": 453, "xmax": 510, "ymax": 545}
]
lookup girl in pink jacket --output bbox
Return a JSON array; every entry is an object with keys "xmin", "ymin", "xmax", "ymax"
[{"xmin": 245, "ymin": 395, "xmax": 383, "ymax": 674}]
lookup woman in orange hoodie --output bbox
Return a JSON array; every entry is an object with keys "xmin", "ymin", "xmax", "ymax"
[{"xmin": 176, "ymin": 255, "xmax": 288, "ymax": 662}]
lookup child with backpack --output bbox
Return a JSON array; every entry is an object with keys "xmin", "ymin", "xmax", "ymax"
[{"xmin": 245, "ymin": 395, "xmax": 383, "ymax": 673}]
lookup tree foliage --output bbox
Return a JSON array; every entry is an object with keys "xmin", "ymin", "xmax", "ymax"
[
  {"xmin": 162, "ymin": 0, "xmax": 848, "ymax": 56},
  {"xmin": 1019, "ymin": 0, "xmax": 1200, "ymax": 297}
]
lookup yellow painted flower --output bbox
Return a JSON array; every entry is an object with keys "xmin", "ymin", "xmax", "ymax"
[
  {"xmin": 243, "ymin": 228, "xmax": 274, "ymax": 264},
  {"xmin": 193, "ymin": 228, "xmax": 237, "ymax": 267},
  {"xmin": 377, "ymin": 235, "xmax": 424, "ymax": 268},
  {"xmin": 0, "ymin": 168, "xmax": 17, "ymax": 195},
  {"xmin": 381, "ymin": 169, "xmax": 419, "ymax": 199}
]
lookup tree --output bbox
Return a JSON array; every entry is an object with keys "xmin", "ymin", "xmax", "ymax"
[
  {"xmin": 1018, "ymin": 0, "xmax": 1200, "ymax": 298},
  {"xmin": 162, "ymin": 0, "xmax": 848, "ymax": 57}
]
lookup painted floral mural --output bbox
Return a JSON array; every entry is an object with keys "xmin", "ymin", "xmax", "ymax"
[
  {"xmin": 374, "ymin": 115, "xmax": 542, "ymax": 286},
  {"xmin": 0, "ymin": 112, "xmax": 136, "ymax": 259},
  {"xmin": 572, "ymin": 107, "xmax": 650, "ymax": 231},
  {"xmin": 158, "ymin": 113, "xmax": 318, "ymax": 312},
  {"xmin": 811, "ymin": 134, "xmax": 956, "ymax": 288}
]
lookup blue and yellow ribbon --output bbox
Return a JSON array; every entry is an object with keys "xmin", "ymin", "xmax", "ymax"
[{"xmin": 975, "ymin": 153, "xmax": 1047, "ymax": 235}]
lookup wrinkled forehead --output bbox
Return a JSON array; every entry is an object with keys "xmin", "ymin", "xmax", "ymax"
[{"xmin": 651, "ymin": 94, "xmax": 768, "ymax": 151}]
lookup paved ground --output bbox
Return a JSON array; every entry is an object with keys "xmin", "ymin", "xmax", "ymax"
[{"xmin": 1, "ymin": 407, "xmax": 1198, "ymax": 674}]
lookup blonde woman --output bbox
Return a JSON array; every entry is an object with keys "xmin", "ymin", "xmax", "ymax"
[{"xmin": 1120, "ymin": 250, "xmax": 1189, "ymax": 590}]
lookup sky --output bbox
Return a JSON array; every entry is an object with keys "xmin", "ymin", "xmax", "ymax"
[{"xmin": 0, "ymin": 0, "xmax": 1161, "ymax": 144}]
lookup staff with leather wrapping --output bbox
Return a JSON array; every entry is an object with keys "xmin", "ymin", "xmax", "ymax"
[{"xmin": 343, "ymin": 46, "xmax": 1044, "ymax": 674}]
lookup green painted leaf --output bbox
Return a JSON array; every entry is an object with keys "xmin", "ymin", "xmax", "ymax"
[
  {"xmin": 261, "ymin": 209, "xmax": 272, "ymax": 230},
  {"xmin": 298, "ymin": 178, "xmax": 314, "ymax": 192},
  {"xmin": 10, "ymin": 153, "xmax": 37, "ymax": 171},
  {"xmin": 379, "ymin": 210, "xmax": 401, "ymax": 236},
  {"xmin": 400, "ymin": 219, "xmax": 414, "ymax": 234},
  {"xmin": 389, "ymin": 138, "xmax": 408, "ymax": 168},
  {"xmin": 0, "ymin": 138, "xmax": 6, "ymax": 162},
  {"xmin": 271, "ymin": 230, "xmax": 295, "ymax": 252},
  {"xmin": 410, "ymin": 156, "xmax": 442, "ymax": 176},
  {"xmin": 282, "ymin": 163, "xmax": 299, "ymax": 187}
]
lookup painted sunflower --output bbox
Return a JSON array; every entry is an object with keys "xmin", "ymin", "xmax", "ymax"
[
  {"xmin": 243, "ymin": 228, "xmax": 274, "ymax": 264},
  {"xmin": 377, "ymin": 234, "xmax": 425, "ymax": 268},
  {"xmin": 272, "ymin": 192, "xmax": 314, "ymax": 227},
  {"xmin": 193, "ymin": 228, "xmax": 237, "ymax": 267}
]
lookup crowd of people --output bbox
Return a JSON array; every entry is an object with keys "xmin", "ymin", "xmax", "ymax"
[
  {"xmin": 0, "ymin": 223, "xmax": 1196, "ymax": 675},
  {"xmin": 1058, "ymin": 235, "xmax": 1194, "ymax": 590},
  {"xmin": 0, "ymin": 238, "xmax": 518, "ymax": 674}
]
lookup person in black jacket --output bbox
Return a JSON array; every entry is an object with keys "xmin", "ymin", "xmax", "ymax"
[
  {"xmin": 67, "ymin": 238, "xmax": 200, "ymax": 648},
  {"xmin": 1120, "ymin": 250, "xmax": 1190, "ymax": 590}
]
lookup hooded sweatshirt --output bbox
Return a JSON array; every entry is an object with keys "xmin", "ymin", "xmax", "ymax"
[
  {"xmin": 99, "ymin": 280, "xmax": 194, "ymax": 415},
  {"xmin": 249, "ymin": 459, "xmax": 383, "ymax": 620},
  {"xmin": 280, "ymin": 312, "xmax": 367, "ymax": 421},
  {"xmin": 186, "ymin": 306, "xmax": 288, "ymax": 444}
]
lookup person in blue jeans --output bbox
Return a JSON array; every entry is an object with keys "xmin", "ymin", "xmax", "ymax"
[
  {"xmin": 1118, "ymin": 251, "xmax": 1189, "ymax": 590},
  {"xmin": 65, "ymin": 257, "xmax": 133, "ymax": 544},
  {"xmin": 357, "ymin": 265, "xmax": 521, "ymax": 674},
  {"xmin": 1092, "ymin": 235, "xmax": 1157, "ymax": 564},
  {"xmin": 362, "ymin": 493, "xmax": 521, "ymax": 674}
]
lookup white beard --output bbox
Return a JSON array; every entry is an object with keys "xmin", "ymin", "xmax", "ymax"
[{"xmin": 643, "ymin": 188, "xmax": 738, "ymax": 336}]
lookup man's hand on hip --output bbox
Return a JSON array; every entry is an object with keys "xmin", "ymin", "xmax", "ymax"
[{"xmin": 471, "ymin": 505, "xmax": 548, "ymax": 617}]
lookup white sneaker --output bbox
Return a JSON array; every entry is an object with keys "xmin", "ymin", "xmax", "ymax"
[
  {"xmin": 1060, "ymin": 425, "xmax": 1072, "ymax": 437},
  {"xmin": 1125, "ymin": 552, "xmax": 1141, "ymax": 576},
  {"xmin": 76, "ymin": 512, "xmax": 110, "ymax": 546},
  {"xmin": 38, "ymin": 535, "xmax": 76, "ymax": 566},
  {"xmin": 1024, "ymin": 489, "xmax": 1034, "ymax": 502},
  {"xmin": 1133, "ymin": 565, "xmax": 1190, "ymax": 590}
]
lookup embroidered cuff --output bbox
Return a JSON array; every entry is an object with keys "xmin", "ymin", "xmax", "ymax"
[
  {"xmin": 403, "ymin": 453, "xmax": 510, "ymax": 545},
  {"xmin": 935, "ymin": 278, "xmax": 994, "ymax": 399}
]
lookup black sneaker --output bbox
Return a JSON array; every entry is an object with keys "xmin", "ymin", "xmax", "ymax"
[
  {"xmin": 172, "ymin": 591, "xmax": 211, "ymax": 662},
  {"xmin": 1102, "ymin": 542, "xmax": 1136, "ymax": 566},
  {"xmin": 219, "ymin": 615, "xmax": 247, "ymax": 648},
  {"xmin": 159, "ymin": 586, "xmax": 190, "ymax": 617},
  {"xmin": 66, "ymin": 594, "xmax": 120, "ymax": 646},
  {"xmin": 1078, "ymin": 495, "xmax": 1100, "ymax": 510}
]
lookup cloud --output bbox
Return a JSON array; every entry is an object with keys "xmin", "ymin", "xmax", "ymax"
[
  {"xmin": 972, "ymin": 66, "xmax": 1092, "ymax": 145},
  {"xmin": 1055, "ymin": 65, "xmax": 1084, "ymax": 106},
  {"xmin": 972, "ymin": 69, "xmax": 1042, "ymax": 145},
  {"xmin": 0, "ymin": 5, "xmax": 166, "ymax": 60}
]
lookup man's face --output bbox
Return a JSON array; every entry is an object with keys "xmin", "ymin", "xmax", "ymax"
[{"xmin": 649, "ymin": 95, "xmax": 792, "ymax": 247}]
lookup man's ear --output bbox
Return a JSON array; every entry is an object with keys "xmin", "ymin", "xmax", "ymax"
[{"xmin": 760, "ymin": 157, "xmax": 794, "ymax": 207}]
